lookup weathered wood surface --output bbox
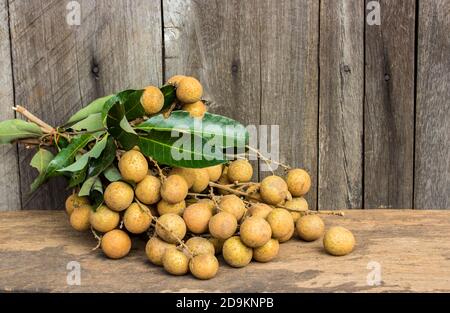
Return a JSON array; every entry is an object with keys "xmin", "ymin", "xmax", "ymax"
[
  {"xmin": 364, "ymin": 0, "xmax": 416, "ymax": 209},
  {"xmin": 415, "ymin": 0, "xmax": 450, "ymax": 209},
  {"xmin": 1, "ymin": 210, "xmax": 450, "ymax": 292},
  {"xmin": 318, "ymin": 0, "xmax": 364, "ymax": 210}
]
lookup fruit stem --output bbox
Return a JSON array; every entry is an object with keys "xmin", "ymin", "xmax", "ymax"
[
  {"xmin": 209, "ymin": 181, "xmax": 259, "ymax": 201},
  {"xmin": 13, "ymin": 105, "xmax": 55, "ymax": 134},
  {"xmin": 245, "ymin": 145, "xmax": 291, "ymax": 171},
  {"xmin": 90, "ymin": 227, "xmax": 102, "ymax": 251}
]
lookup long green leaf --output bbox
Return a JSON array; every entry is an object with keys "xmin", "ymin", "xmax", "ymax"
[
  {"xmin": 0, "ymin": 119, "xmax": 43, "ymax": 144},
  {"xmin": 30, "ymin": 149, "xmax": 54, "ymax": 174},
  {"xmin": 70, "ymin": 113, "xmax": 104, "ymax": 132},
  {"xmin": 58, "ymin": 135, "xmax": 108, "ymax": 172},
  {"xmin": 87, "ymin": 136, "xmax": 116, "ymax": 178},
  {"xmin": 103, "ymin": 165, "xmax": 122, "ymax": 182},
  {"xmin": 66, "ymin": 95, "xmax": 114, "ymax": 124},
  {"xmin": 160, "ymin": 85, "xmax": 176, "ymax": 110}
]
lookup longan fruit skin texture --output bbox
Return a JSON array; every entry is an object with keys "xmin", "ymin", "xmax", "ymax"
[
  {"xmin": 162, "ymin": 248, "xmax": 189, "ymax": 275},
  {"xmin": 253, "ymin": 239, "xmax": 279, "ymax": 263},
  {"xmin": 183, "ymin": 203, "xmax": 212, "ymax": 234},
  {"xmin": 135, "ymin": 175, "xmax": 161, "ymax": 205},
  {"xmin": 219, "ymin": 195, "xmax": 246, "ymax": 221},
  {"xmin": 101, "ymin": 229, "xmax": 131, "ymax": 259},
  {"xmin": 104, "ymin": 181, "xmax": 134, "ymax": 212},
  {"xmin": 145, "ymin": 236, "xmax": 175, "ymax": 266},
  {"xmin": 176, "ymin": 77, "xmax": 203, "ymax": 104},
  {"xmin": 65, "ymin": 194, "xmax": 90, "ymax": 215},
  {"xmin": 239, "ymin": 217, "xmax": 272, "ymax": 248},
  {"xmin": 323, "ymin": 226, "xmax": 355, "ymax": 256},
  {"xmin": 209, "ymin": 237, "xmax": 225, "ymax": 255},
  {"xmin": 118, "ymin": 150, "xmax": 148, "ymax": 183},
  {"xmin": 169, "ymin": 168, "xmax": 196, "ymax": 189},
  {"xmin": 160, "ymin": 175, "xmax": 188, "ymax": 204},
  {"xmin": 222, "ymin": 236, "xmax": 253, "ymax": 268},
  {"xmin": 141, "ymin": 85, "xmax": 164, "ymax": 115},
  {"xmin": 205, "ymin": 164, "xmax": 223, "ymax": 182},
  {"xmin": 166, "ymin": 75, "xmax": 186, "ymax": 87},
  {"xmin": 189, "ymin": 254, "xmax": 219, "ymax": 280},
  {"xmin": 197, "ymin": 199, "xmax": 215, "ymax": 214},
  {"xmin": 278, "ymin": 226, "xmax": 295, "ymax": 243},
  {"xmin": 70, "ymin": 205, "xmax": 91, "ymax": 231},
  {"xmin": 123, "ymin": 203, "xmax": 152, "ymax": 234},
  {"xmin": 260, "ymin": 175, "xmax": 289, "ymax": 205},
  {"xmin": 89, "ymin": 205, "xmax": 120, "ymax": 233},
  {"xmin": 208, "ymin": 211, "xmax": 238, "ymax": 240},
  {"xmin": 191, "ymin": 168, "xmax": 210, "ymax": 193},
  {"xmin": 182, "ymin": 101, "xmax": 207, "ymax": 118},
  {"xmin": 285, "ymin": 197, "xmax": 308, "ymax": 222},
  {"xmin": 185, "ymin": 237, "xmax": 215, "ymax": 256},
  {"xmin": 157, "ymin": 199, "xmax": 186, "ymax": 216},
  {"xmin": 296, "ymin": 215, "xmax": 324, "ymax": 242},
  {"xmin": 266, "ymin": 208, "xmax": 294, "ymax": 240},
  {"xmin": 286, "ymin": 169, "xmax": 311, "ymax": 197},
  {"xmin": 227, "ymin": 160, "xmax": 253, "ymax": 183},
  {"xmin": 249, "ymin": 203, "xmax": 273, "ymax": 219},
  {"xmin": 156, "ymin": 213, "xmax": 187, "ymax": 244}
]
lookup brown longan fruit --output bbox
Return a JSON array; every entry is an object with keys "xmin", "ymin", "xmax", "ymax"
[
  {"xmin": 286, "ymin": 169, "xmax": 311, "ymax": 197},
  {"xmin": 260, "ymin": 175, "xmax": 289, "ymax": 205},
  {"xmin": 156, "ymin": 213, "xmax": 187, "ymax": 244},
  {"xmin": 185, "ymin": 237, "xmax": 215, "ymax": 256},
  {"xmin": 323, "ymin": 226, "xmax": 355, "ymax": 256},
  {"xmin": 278, "ymin": 226, "xmax": 295, "ymax": 243},
  {"xmin": 191, "ymin": 168, "xmax": 210, "ymax": 193},
  {"xmin": 182, "ymin": 101, "xmax": 207, "ymax": 118},
  {"xmin": 253, "ymin": 239, "xmax": 279, "ymax": 263},
  {"xmin": 104, "ymin": 181, "xmax": 134, "ymax": 212},
  {"xmin": 70, "ymin": 205, "xmax": 91, "ymax": 231},
  {"xmin": 248, "ymin": 203, "xmax": 273, "ymax": 219},
  {"xmin": 162, "ymin": 248, "xmax": 189, "ymax": 275},
  {"xmin": 208, "ymin": 211, "xmax": 238, "ymax": 240},
  {"xmin": 222, "ymin": 236, "xmax": 253, "ymax": 268},
  {"xmin": 118, "ymin": 150, "xmax": 148, "ymax": 183},
  {"xmin": 296, "ymin": 215, "xmax": 324, "ymax": 242},
  {"xmin": 227, "ymin": 159, "xmax": 253, "ymax": 183},
  {"xmin": 239, "ymin": 216, "xmax": 272, "ymax": 248},
  {"xmin": 176, "ymin": 76, "xmax": 203, "ymax": 104},
  {"xmin": 145, "ymin": 236, "xmax": 175, "ymax": 266},
  {"xmin": 166, "ymin": 75, "xmax": 186, "ymax": 87},
  {"xmin": 169, "ymin": 167, "xmax": 196, "ymax": 189},
  {"xmin": 208, "ymin": 237, "xmax": 225, "ymax": 255},
  {"xmin": 183, "ymin": 202, "xmax": 212, "ymax": 234},
  {"xmin": 160, "ymin": 175, "xmax": 188, "ymax": 204},
  {"xmin": 285, "ymin": 197, "xmax": 308, "ymax": 222},
  {"xmin": 218, "ymin": 195, "xmax": 246, "ymax": 221},
  {"xmin": 266, "ymin": 208, "xmax": 294, "ymax": 240},
  {"xmin": 197, "ymin": 199, "xmax": 216, "ymax": 214},
  {"xmin": 189, "ymin": 254, "xmax": 219, "ymax": 280},
  {"xmin": 65, "ymin": 194, "xmax": 90, "ymax": 215},
  {"xmin": 123, "ymin": 203, "xmax": 152, "ymax": 234},
  {"xmin": 205, "ymin": 164, "xmax": 223, "ymax": 182},
  {"xmin": 101, "ymin": 229, "xmax": 131, "ymax": 259},
  {"xmin": 157, "ymin": 199, "xmax": 186, "ymax": 216},
  {"xmin": 135, "ymin": 175, "xmax": 161, "ymax": 205},
  {"xmin": 89, "ymin": 205, "xmax": 120, "ymax": 233},
  {"xmin": 141, "ymin": 85, "xmax": 164, "ymax": 115}
]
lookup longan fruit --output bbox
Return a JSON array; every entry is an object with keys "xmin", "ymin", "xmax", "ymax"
[
  {"xmin": 123, "ymin": 203, "xmax": 152, "ymax": 234},
  {"xmin": 182, "ymin": 101, "xmax": 207, "ymax": 118},
  {"xmin": 248, "ymin": 203, "xmax": 273, "ymax": 219},
  {"xmin": 197, "ymin": 199, "xmax": 215, "ymax": 214},
  {"xmin": 278, "ymin": 226, "xmax": 295, "ymax": 243},
  {"xmin": 166, "ymin": 74, "xmax": 185, "ymax": 87},
  {"xmin": 208, "ymin": 237, "xmax": 225, "ymax": 255},
  {"xmin": 323, "ymin": 226, "xmax": 355, "ymax": 256},
  {"xmin": 218, "ymin": 195, "xmax": 246, "ymax": 221},
  {"xmin": 286, "ymin": 169, "xmax": 311, "ymax": 197},
  {"xmin": 296, "ymin": 215, "xmax": 324, "ymax": 242},
  {"xmin": 227, "ymin": 159, "xmax": 253, "ymax": 183},
  {"xmin": 101, "ymin": 229, "xmax": 131, "ymax": 259},
  {"xmin": 266, "ymin": 208, "xmax": 294, "ymax": 240},
  {"xmin": 160, "ymin": 175, "xmax": 188, "ymax": 204},
  {"xmin": 217, "ymin": 166, "xmax": 230, "ymax": 195},
  {"xmin": 176, "ymin": 76, "xmax": 203, "ymax": 104},
  {"xmin": 222, "ymin": 236, "xmax": 253, "ymax": 268},
  {"xmin": 285, "ymin": 197, "xmax": 308, "ymax": 222},
  {"xmin": 260, "ymin": 175, "xmax": 288, "ymax": 205},
  {"xmin": 205, "ymin": 164, "xmax": 223, "ymax": 182},
  {"xmin": 65, "ymin": 194, "xmax": 90, "ymax": 215},
  {"xmin": 183, "ymin": 202, "xmax": 212, "ymax": 234},
  {"xmin": 156, "ymin": 213, "xmax": 187, "ymax": 244},
  {"xmin": 141, "ymin": 85, "xmax": 164, "ymax": 115},
  {"xmin": 162, "ymin": 248, "xmax": 189, "ymax": 275},
  {"xmin": 89, "ymin": 205, "xmax": 120, "ymax": 233},
  {"xmin": 185, "ymin": 237, "xmax": 215, "ymax": 256},
  {"xmin": 70, "ymin": 205, "xmax": 91, "ymax": 231},
  {"xmin": 145, "ymin": 236, "xmax": 175, "ymax": 266},
  {"xmin": 191, "ymin": 168, "xmax": 210, "ymax": 193},
  {"xmin": 208, "ymin": 211, "xmax": 237, "ymax": 240},
  {"xmin": 253, "ymin": 239, "xmax": 279, "ymax": 263},
  {"xmin": 189, "ymin": 254, "xmax": 219, "ymax": 280},
  {"xmin": 169, "ymin": 167, "xmax": 196, "ymax": 189},
  {"xmin": 104, "ymin": 181, "xmax": 134, "ymax": 212},
  {"xmin": 118, "ymin": 150, "xmax": 148, "ymax": 183},
  {"xmin": 157, "ymin": 199, "xmax": 186, "ymax": 216},
  {"xmin": 135, "ymin": 175, "xmax": 161, "ymax": 205},
  {"xmin": 239, "ymin": 217, "xmax": 272, "ymax": 248}
]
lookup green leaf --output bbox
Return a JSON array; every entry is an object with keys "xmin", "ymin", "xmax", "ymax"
[
  {"xmin": 160, "ymin": 85, "xmax": 176, "ymax": 110},
  {"xmin": 58, "ymin": 135, "xmax": 108, "ymax": 172},
  {"xmin": 79, "ymin": 176, "xmax": 96, "ymax": 197},
  {"xmin": 0, "ymin": 119, "xmax": 43, "ymax": 144},
  {"xmin": 70, "ymin": 113, "xmax": 104, "ymax": 132},
  {"xmin": 89, "ymin": 177, "xmax": 104, "ymax": 211},
  {"xmin": 68, "ymin": 164, "xmax": 87, "ymax": 188},
  {"xmin": 30, "ymin": 149, "xmax": 54, "ymax": 174},
  {"xmin": 66, "ymin": 95, "xmax": 114, "ymax": 124},
  {"xmin": 103, "ymin": 165, "xmax": 122, "ymax": 182},
  {"xmin": 87, "ymin": 136, "xmax": 116, "ymax": 178}
]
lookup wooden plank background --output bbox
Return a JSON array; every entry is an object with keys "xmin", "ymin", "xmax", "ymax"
[{"xmin": 0, "ymin": 0, "xmax": 448, "ymax": 211}]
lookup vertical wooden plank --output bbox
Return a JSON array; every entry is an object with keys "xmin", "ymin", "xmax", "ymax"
[
  {"xmin": 364, "ymin": 0, "xmax": 416, "ymax": 208},
  {"xmin": 259, "ymin": 0, "xmax": 319, "ymax": 209},
  {"xmin": 318, "ymin": 0, "xmax": 364, "ymax": 210},
  {"xmin": 9, "ymin": 0, "xmax": 162, "ymax": 209},
  {"xmin": 415, "ymin": 0, "xmax": 450, "ymax": 209},
  {"xmin": 0, "ymin": 0, "xmax": 21, "ymax": 211}
]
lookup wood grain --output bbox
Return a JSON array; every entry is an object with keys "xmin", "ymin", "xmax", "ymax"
[
  {"xmin": 415, "ymin": 0, "xmax": 450, "ymax": 209},
  {"xmin": 1, "ymin": 210, "xmax": 449, "ymax": 292},
  {"xmin": 318, "ymin": 0, "xmax": 364, "ymax": 210},
  {"xmin": 8, "ymin": 0, "xmax": 162, "ymax": 209},
  {"xmin": 364, "ymin": 0, "xmax": 416, "ymax": 209}
]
